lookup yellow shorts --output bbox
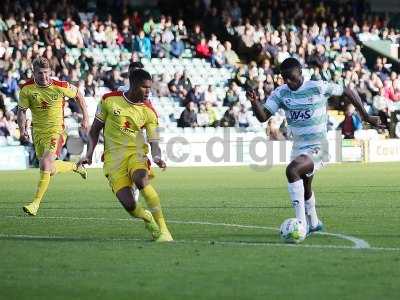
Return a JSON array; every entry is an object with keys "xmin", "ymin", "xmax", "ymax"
[
  {"xmin": 103, "ymin": 153, "xmax": 154, "ymax": 193},
  {"xmin": 33, "ymin": 132, "xmax": 67, "ymax": 159}
]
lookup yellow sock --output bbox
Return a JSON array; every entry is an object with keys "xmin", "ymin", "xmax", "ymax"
[
  {"xmin": 53, "ymin": 160, "xmax": 76, "ymax": 175},
  {"xmin": 32, "ymin": 171, "xmax": 51, "ymax": 205},
  {"xmin": 141, "ymin": 185, "xmax": 168, "ymax": 232},
  {"xmin": 129, "ymin": 203, "xmax": 151, "ymax": 222}
]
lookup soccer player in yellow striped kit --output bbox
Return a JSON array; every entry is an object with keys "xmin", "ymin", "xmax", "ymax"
[
  {"xmin": 17, "ymin": 57, "xmax": 89, "ymax": 216},
  {"xmin": 78, "ymin": 68, "xmax": 173, "ymax": 242}
]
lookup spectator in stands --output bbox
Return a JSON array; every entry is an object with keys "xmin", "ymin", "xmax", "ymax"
[
  {"xmin": 205, "ymin": 101, "xmax": 218, "ymax": 127},
  {"xmin": 185, "ymin": 85, "xmax": 204, "ymax": 106},
  {"xmin": 197, "ymin": 103, "xmax": 210, "ymax": 127},
  {"xmin": 0, "ymin": 94, "xmax": 5, "ymax": 112},
  {"xmin": 237, "ymin": 104, "xmax": 251, "ymax": 128},
  {"xmin": 84, "ymin": 73, "xmax": 97, "ymax": 97},
  {"xmin": 220, "ymin": 105, "xmax": 237, "ymax": 127},
  {"xmin": 0, "ymin": 108, "xmax": 11, "ymax": 137},
  {"xmin": 168, "ymin": 71, "xmax": 190, "ymax": 104},
  {"xmin": 143, "ymin": 16, "xmax": 155, "ymax": 35},
  {"xmin": 374, "ymin": 57, "xmax": 389, "ymax": 81},
  {"xmin": 52, "ymin": 38, "xmax": 67, "ymax": 63},
  {"xmin": 152, "ymin": 74, "xmax": 170, "ymax": 97},
  {"xmin": 204, "ymin": 85, "xmax": 219, "ymax": 106},
  {"xmin": 339, "ymin": 104, "xmax": 363, "ymax": 139},
  {"xmin": 0, "ymin": 14, "xmax": 7, "ymax": 42},
  {"xmin": 178, "ymin": 101, "xmax": 197, "ymax": 128},
  {"xmin": 174, "ymin": 19, "xmax": 188, "ymax": 42},
  {"xmin": 195, "ymin": 38, "xmax": 212, "ymax": 59},
  {"xmin": 339, "ymin": 28, "xmax": 356, "ymax": 50},
  {"xmin": 170, "ymin": 35, "xmax": 185, "ymax": 58},
  {"xmin": 373, "ymin": 87, "xmax": 390, "ymax": 129},
  {"xmin": 64, "ymin": 21, "xmax": 84, "ymax": 48},
  {"xmin": 224, "ymin": 81, "xmax": 240, "ymax": 107},
  {"xmin": 103, "ymin": 67, "xmax": 124, "ymax": 91},
  {"xmin": 224, "ymin": 41, "xmax": 240, "ymax": 69},
  {"xmin": 93, "ymin": 23, "xmax": 107, "ymax": 47},
  {"xmin": 321, "ymin": 61, "xmax": 333, "ymax": 81},
  {"xmin": 1, "ymin": 70, "xmax": 18, "ymax": 101},
  {"xmin": 189, "ymin": 24, "xmax": 205, "ymax": 46},
  {"xmin": 152, "ymin": 34, "xmax": 166, "ymax": 58},
  {"xmin": 133, "ymin": 30, "xmax": 151, "ymax": 59},
  {"xmin": 311, "ymin": 67, "xmax": 322, "ymax": 81}
]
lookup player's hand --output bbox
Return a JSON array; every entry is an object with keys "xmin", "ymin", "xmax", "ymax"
[
  {"xmin": 20, "ymin": 130, "xmax": 30, "ymax": 143},
  {"xmin": 246, "ymin": 90, "xmax": 260, "ymax": 103},
  {"xmin": 365, "ymin": 115, "xmax": 384, "ymax": 129},
  {"xmin": 81, "ymin": 117, "xmax": 89, "ymax": 133},
  {"xmin": 153, "ymin": 157, "xmax": 167, "ymax": 170},
  {"xmin": 77, "ymin": 156, "xmax": 92, "ymax": 166}
]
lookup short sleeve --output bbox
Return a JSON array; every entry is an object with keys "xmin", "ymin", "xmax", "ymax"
[
  {"xmin": 18, "ymin": 87, "xmax": 30, "ymax": 109},
  {"xmin": 61, "ymin": 82, "xmax": 79, "ymax": 99},
  {"xmin": 144, "ymin": 105, "xmax": 159, "ymax": 142},
  {"xmin": 263, "ymin": 91, "xmax": 281, "ymax": 114},
  {"xmin": 95, "ymin": 101, "xmax": 107, "ymax": 123},
  {"xmin": 319, "ymin": 81, "xmax": 343, "ymax": 97}
]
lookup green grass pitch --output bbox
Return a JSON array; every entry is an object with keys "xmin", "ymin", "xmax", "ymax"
[{"xmin": 1, "ymin": 163, "xmax": 399, "ymax": 299}]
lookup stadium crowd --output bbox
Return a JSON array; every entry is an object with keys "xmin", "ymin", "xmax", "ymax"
[{"xmin": 0, "ymin": 0, "xmax": 400, "ymax": 153}]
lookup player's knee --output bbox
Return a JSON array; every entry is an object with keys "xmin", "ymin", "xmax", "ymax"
[
  {"xmin": 116, "ymin": 188, "xmax": 137, "ymax": 211},
  {"xmin": 134, "ymin": 177, "xmax": 148, "ymax": 190},
  {"xmin": 40, "ymin": 157, "xmax": 53, "ymax": 171},
  {"xmin": 286, "ymin": 164, "xmax": 300, "ymax": 182},
  {"xmin": 304, "ymin": 190, "xmax": 312, "ymax": 200},
  {"xmin": 120, "ymin": 198, "xmax": 136, "ymax": 212}
]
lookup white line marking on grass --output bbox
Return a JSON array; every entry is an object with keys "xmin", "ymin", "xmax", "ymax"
[
  {"xmin": 315, "ymin": 232, "xmax": 370, "ymax": 249},
  {"xmin": 0, "ymin": 233, "xmax": 398, "ymax": 252},
  {"xmin": 0, "ymin": 215, "xmax": 371, "ymax": 250}
]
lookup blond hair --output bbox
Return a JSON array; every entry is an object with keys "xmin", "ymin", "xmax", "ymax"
[{"xmin": 32, "ymin": 56, "xmax": 50, "ymax": 70}]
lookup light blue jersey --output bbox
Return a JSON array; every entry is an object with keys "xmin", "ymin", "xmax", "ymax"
[{"xmin": 264, "ymin": 80, "xmax": 343, "ymax": 151}]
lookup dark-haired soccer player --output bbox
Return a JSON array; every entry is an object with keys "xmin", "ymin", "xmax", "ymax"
[
  {"xmin": 118, "ymin": 61, "xmax": 146, "ymax": 202},
  {"xmin": 79, "ymin": 69, "xmax": 173, "ymax": 242},
  {"xmin": 248, "ymin": 57, "xmax": 380, "ymax": 234},
  {"xmin": 17, "ymin": 56, "xmax": 89, "ymax": 216}
]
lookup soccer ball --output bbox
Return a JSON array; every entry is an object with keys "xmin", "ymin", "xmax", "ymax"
[{"xmin": 280, "ymin": 218, "xmax": 307, "ymax": 244}]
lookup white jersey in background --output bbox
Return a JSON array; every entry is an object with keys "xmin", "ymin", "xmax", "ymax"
[{"xmin": 264, "ymin": 80, "xmax": 343, "ymax": 171}]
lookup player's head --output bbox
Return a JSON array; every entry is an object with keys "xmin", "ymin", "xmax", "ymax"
[
  {"xmin": 32, "ymin": 56, "xmax": 51, "ymax": 86},
  {"xmin": 128, "ymin": 61, "xmax": 144, "ymax": 77},
  {"xmin": 129, "ymin": 68, "xmax": 152, "ymax": 101},
  {"xmin": 280, "ymin": 57, "xmax": 303, "ymax": 91}
]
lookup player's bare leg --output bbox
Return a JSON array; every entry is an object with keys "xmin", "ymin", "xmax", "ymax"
[
  {"xmin": 23, "ymin": 152, "xmax": 54, "ymax": 216},
  {"xmin": 132, "ymin": 169, "xmax": 173, "ymax": 242},
  {"xmin": 115, "ymin": 186, "xmax": 160, "ymax": 240},
  {"xmin": 285, "ymin": 154, "xmax": 314, "ymax": 230},
  {"xmin": 302, "ymin": 175, "xmax": 323, "ymax": 233}
]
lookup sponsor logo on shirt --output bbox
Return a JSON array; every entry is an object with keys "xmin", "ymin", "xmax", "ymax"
[
  {"xmin": 289, "ymin": 109, "xmax": 313, "ymax": 121},
  {"xmin": 39, "ymin": 101, "xmax": 49, "ymax": 110},
  {"xmin": 120, "ymin": 120, "xmax": 137, "ymax": 135}
]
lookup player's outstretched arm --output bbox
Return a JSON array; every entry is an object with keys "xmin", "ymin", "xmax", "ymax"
[
  {"xmin": 343, "ymin": 87, "xmax": 382, "ymax": 127},
  {"xmin": 149, "ymin": 141, "xmax": 166, "ymax": 170},
  {"xmin": 17, "ymin": 107, "xmax": 30, "ymax": 143},
  {"xmin": 247, "ymin": 90, "xmax": 272, "ymax": 123},
  {"xmin": 78, "ymin": 118, "xmax": 104, "ymax": 166},
  {"xmin": 75, "ymin": 91, "xmax": 89, "ymax": 132}
]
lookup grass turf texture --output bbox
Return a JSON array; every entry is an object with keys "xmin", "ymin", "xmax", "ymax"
[{"xmin": 1, "ymin": 163, "xmax": 399, "ymax": 299}]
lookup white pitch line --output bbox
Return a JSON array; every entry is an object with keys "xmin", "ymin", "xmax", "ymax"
[
  {"xmin": 0, "ymin": 215, "xmax": 372, "ymax": 250},
  {"xmin": 0, "ymin": 233, "xmax": 399, "ymax": 252}
]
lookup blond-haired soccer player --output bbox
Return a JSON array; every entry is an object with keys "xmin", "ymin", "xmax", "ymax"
[
  {"xmin": 78, "ymin": 68, "xmax": 173, "ymax": 242},
  {"xmin": 17, "ymin": 56, "xmax": 89, "ymax": 216}
]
